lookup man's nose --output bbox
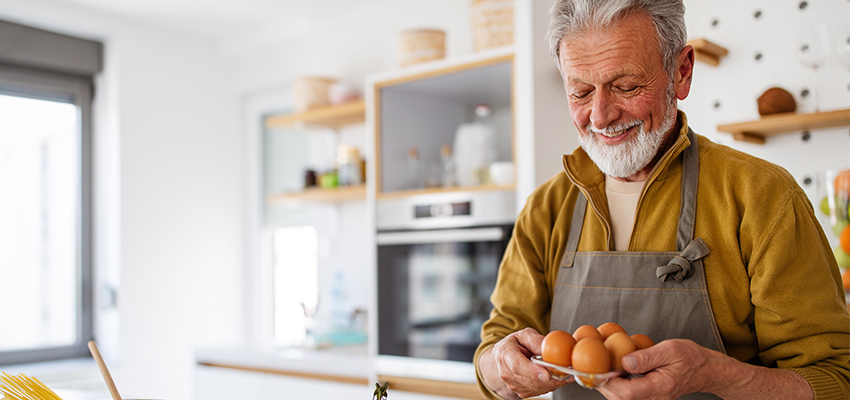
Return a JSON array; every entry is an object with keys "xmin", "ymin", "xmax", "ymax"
[{"xmin": 589, "ymin": 91, "xmax": 619, "ymax": 130}]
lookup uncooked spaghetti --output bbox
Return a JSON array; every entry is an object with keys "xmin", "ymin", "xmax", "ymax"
[{"xmin": 0, "ymin": 372, "xmax": 63, "ymax": 400}]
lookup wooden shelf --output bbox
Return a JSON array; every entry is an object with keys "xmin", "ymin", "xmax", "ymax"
[
  {"xmin": 264, "ymin": 99, "xmax": 365, "ymax": 129},
  {"xmin": 267, "ymin": 184, "xmax": 366, "ymax": 204},
  {"xmin": 717, "ymin": 108, "xmax": 850, "ymax": 144},
  {"xmin": 377, "ymin": 184, "xmax": 515, "ymax": 200},
  {"xmin": 688, "ymin": 38, "xmax": 728, "ymax": 67}
]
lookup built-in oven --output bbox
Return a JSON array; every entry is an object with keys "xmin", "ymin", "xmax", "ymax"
[{"xmin": 375, "ymin": 190, "xmax": 515, "ymax": 383}]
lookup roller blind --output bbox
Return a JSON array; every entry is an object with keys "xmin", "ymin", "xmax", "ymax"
[{"xmin": 0, "ymin": 19, "xmax": 103, "ymax": 76}]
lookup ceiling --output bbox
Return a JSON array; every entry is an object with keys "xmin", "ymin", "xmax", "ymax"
[{"xmin": 47, "ymin": 0, "xmax": 379, "ymax": 39}]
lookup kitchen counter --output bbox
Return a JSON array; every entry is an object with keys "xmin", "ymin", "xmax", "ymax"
[{"xmin": 195, "ymin": 344, "xmax": 369, "ymax": 384}]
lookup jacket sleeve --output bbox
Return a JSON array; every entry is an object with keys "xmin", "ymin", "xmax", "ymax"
[
  {"xmin": 473, "ymin": 184, "xmax": 564, "ymax": 399},
  {"xmin": 748, "ymin": 187, "xmax": 850, "ymax": 399}
]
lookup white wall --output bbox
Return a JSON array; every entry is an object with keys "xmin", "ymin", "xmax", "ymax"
[
  {"xmin": 0, "ymin": 1, "xmax": 245, "ymax": 399},
  {"xmin": 681, "ymin": 0, "xmax": 850, "ymax": 246}
]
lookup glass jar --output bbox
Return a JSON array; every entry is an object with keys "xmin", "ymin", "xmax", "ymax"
[{"xmin": 336, "ymin": 145, "xmax": 362, "ymax": 186}]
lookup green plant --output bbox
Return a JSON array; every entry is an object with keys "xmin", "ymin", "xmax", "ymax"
[{"xmin": 373, "ymin": 381, "xmax": 389, "ymax": 400}]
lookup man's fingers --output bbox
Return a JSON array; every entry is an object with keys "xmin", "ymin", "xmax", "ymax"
[
  {"xmin": 622, "ymin": 341, "xmax": 677, "ymax": 375},
  {"xmin": 513, "ymin": 327, "xmax": 546, "ymax": 355},
  {"xmin": 494, "ymin": 330, "xmax": 570, "ymax": 398}
]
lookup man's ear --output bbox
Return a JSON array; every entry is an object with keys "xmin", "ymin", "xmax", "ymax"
[{"xmin": 674, "ymin": 45, "xmax": 695, "ymax": 101}]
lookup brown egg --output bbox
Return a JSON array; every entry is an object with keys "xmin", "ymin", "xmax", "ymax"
[
  {"xmin": 542, "ymin": 330, "xmax": 576, "ymax": 367},
  {"xmin": 597, "ymin": 322, "xmax": 627, "ymax": 341},
  {"xmin": 571, "ymin": 338, "xmax": 610, "ymax": 374},
  {"xmin": 631, "ymin": 333, "xmax": 655, "ymax": 350},
  {"xmin": 573, "ymin": 324, "xmax": 603, "ymax": 342},
  {"xmin": 604, "ymin": 332, "xmax": 636, "ymax": 370}
]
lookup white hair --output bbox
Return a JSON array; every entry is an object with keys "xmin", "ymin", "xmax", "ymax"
[{"xmin": 546, "ymin": 0, "xmax": 687, "ymax": 79}]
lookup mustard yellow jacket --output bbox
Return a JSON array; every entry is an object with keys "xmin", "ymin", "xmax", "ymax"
[{"xmin": 475, "ymin": 113, "xmax": 850, "ymax": 399}]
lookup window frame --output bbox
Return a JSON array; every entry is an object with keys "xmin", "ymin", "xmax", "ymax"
[{"xmin": 0, "ymin": 62, "xmax": 95, "ymax": 365}]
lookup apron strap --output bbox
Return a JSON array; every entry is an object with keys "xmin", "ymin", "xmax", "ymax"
[
  {"xmin": 560, "ymin": 191, "xmax": 588, "ymax": 267},
  {"xmin": 676, "ymin": 129, "xmax": 700, "ymax": 251}
]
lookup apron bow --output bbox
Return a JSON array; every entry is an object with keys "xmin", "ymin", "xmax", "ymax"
[{"xmin": 656, "ymin": 238, "xmax": 710, "ymax": 282}]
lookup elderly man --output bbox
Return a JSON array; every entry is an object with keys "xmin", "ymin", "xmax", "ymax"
[{"xmin": 474, "ymin": 1, "xmax": 850, "ymax": 399}]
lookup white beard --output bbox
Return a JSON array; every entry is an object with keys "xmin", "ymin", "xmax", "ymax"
[{"xmin": 579, "ymin": 106, "xmax": 677, "ymax": 179}]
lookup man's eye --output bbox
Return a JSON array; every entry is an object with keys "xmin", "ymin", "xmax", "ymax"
[
  {"xmin": 571, "ymin": 91, "xmax": 591, "ymax": 99},
  {"xmin": 616, "ymin": 86, "xmax": 638, "ymax": 92}
]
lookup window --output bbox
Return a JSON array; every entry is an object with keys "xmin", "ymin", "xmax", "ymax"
[
  {"xmin": 0, "ymin": 19, "xmax": 101, "ymax": 366},
  {"xmin": 272, "ymin": 226, "xmax": 319, "ymax": 347}
]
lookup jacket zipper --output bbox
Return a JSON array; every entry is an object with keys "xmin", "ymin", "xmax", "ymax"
[{"xmin": 629, "ymin": 133, "xmax": 690, "ymax": 250}]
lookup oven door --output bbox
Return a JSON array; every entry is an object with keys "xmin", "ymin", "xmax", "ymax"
[{"xmin": 375, "ymin": 224, "xmax": 512, "ymax": 382}]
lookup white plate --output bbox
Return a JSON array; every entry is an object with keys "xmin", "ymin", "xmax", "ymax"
[{"xmin": 530, "ymin": 355, "xmax": 625, "ymax": 389}]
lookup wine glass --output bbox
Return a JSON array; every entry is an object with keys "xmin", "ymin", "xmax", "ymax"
[{"xmin": 796, "ymin": 23, "xmax": 832, "ymax": 112}]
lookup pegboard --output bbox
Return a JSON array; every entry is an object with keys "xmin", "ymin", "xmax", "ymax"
[{"xmin": 680, "ymin": 0, "xmax": 850, "ymax": 244}]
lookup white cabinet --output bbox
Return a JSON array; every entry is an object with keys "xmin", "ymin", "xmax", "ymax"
[
  {"xmin": 265, "ymin": 374, "xmax": 368, "ymax": 400},
  {"xmin": 195, "ymin": 365, "xmax": 370, "ymax": 400},
  {"xmin": 195, "ymin": 366, "xmax": 267, "ymax": 400}
]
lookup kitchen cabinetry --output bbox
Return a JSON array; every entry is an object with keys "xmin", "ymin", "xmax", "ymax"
[
  {"xmin": 717, "ymin": 108, "xmax": 850, "ymax": 144},
  {"xmin": 195, "ymin": 365, "xmax": 369, "ymax": 400},
  {"xmin": 369, "ymin": 50, "xmax": 515, "ymax": 199}
]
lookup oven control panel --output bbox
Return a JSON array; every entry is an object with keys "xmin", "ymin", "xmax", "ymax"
[{"xmin": 414, "ymin": 201, "xmax": 471, "ymax": 219}]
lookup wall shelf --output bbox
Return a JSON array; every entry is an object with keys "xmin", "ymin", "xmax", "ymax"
[
  {"xmin": 716, "ymin": 108, "xmax": 850, "ymax": 144},
  {"xmin": 267, "ymin": 184, "xmax": 366, "ymax": 204},
  {"xmin": 376, "ymin": 184, "xmax": 515, "ymax": 200},
  {"xmin": 687, "ymin": 38, "xmax": 728, "ymax": 67},
  {"xmin": 264, "ymin": 100, "xmax": 365, "ymax": 129}
]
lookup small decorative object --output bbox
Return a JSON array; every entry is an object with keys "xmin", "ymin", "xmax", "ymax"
[
  {"xmin": 373, "ymin": 381, "xmax": 389, "ymax": 400},
  {"xmin": 471, "ymin": 0, "xmax": 514, "ymax": 51},
  {"xmin": 399, "ymin": 29, "xmax": 445, "ymax": 67},
  {"xmin": 319, "ymin": 170, "xmax": 339, "ymax": 189},
  {"xmin": 329, "ymin": 82, "xmax": 360, "ymax": 105},
  {"xmin": 304, "ymin": 169, "xmax": 318, "ymax": 188},
  {"xmin": 294, "ymin": 76, "xmax": 337, "ymax": 112},
  {"xmin": 757, "ymin": 87, "xmax": 797, "ymax": 116},
  {"xmin": 336, "ymin": 145, "xmax": 363, "ymax": 186}
]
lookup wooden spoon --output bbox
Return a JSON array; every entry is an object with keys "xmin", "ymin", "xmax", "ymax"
[{"xmin": 88, "ymin": 340, "xmax": 122, "ymax": 400}]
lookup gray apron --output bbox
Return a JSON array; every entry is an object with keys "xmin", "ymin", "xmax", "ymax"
[{"xmin": 550, "ymin": 130, "xmax": 725, "ymax": 399}]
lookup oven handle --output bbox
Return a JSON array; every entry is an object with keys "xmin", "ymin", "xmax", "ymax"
[{"xmin": 376, "ymin": 227, "xmax": 505, "ymax": 245}]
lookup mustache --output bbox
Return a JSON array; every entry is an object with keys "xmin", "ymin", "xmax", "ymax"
[{"xmin": 585, "ymin": 120, "xmax": 643, "ymax": 135}]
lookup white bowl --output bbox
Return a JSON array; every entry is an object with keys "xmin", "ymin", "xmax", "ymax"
[{"xmin": 489, "ymin": 162, "xmax": 514, "ymax": 186}]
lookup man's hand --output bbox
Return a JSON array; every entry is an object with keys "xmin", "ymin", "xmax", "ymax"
[
  {"xmin": 479, "ymin": 328, "xmax": 569, "ymax": 399},
  {"xmin": 596, "ymin": 339, "xmax": 814, "ymax": 400}
]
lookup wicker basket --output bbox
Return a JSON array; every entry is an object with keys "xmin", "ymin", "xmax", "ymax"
[
  {"xmin": 399, "ymin": 29, "xmax": 446, "ymax": 67},
  {"xmin": 293, "ymin": 76, "xmax": 337, "ymax": 112},
  {"xmin": 471, "ymin": 0, "xmax": 514, "ymax": 51}
]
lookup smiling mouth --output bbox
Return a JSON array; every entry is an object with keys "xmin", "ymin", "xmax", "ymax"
[
  {"xmin": 586, "ymin": 121, "xmax": 642, "ymax": 141},
  {"xmin": 600, "ymin": 126, "xmax": 631, "ymax": 138}
]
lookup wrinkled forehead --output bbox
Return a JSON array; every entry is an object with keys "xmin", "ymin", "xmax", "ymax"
[{"xmin": 557, "ymin": 13, "xmax": 665, "ymax": 80}]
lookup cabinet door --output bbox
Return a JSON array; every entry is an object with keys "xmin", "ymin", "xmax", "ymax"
[
  {"xmin": 194, "ymin": 366, "xmax": 267, "ymax": 400},
  {"xmin": 266, "ymin": 374, "xmax": 368, "ymax": 399}
]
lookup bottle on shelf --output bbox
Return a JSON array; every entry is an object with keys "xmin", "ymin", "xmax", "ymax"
[
  {"xmin": 453, "ymin": 104, "xmax": 497, "ymax": 187},
  {"xmin": 407, "ymin": 146, "xmax": 423, "ymax": 190},
  {"xmin": 440, "ymin": 143, "xmax": 457, "ymax": 188},
  {"xmin": 336, "ymin": 144, "xmax": 362, "ymax": 186}
]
